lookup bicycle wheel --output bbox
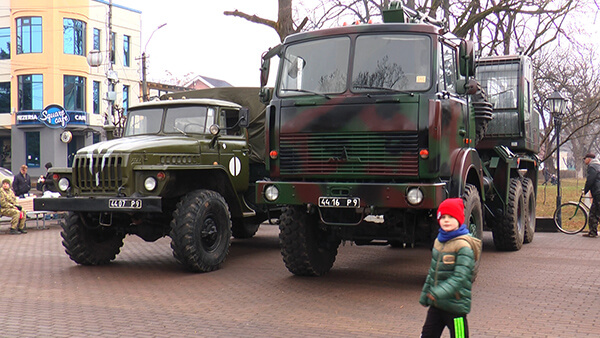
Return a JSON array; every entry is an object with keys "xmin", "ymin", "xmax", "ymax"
[{"xmin": 554, "ymin": 202, "xmax": 588, "ymax": 234}]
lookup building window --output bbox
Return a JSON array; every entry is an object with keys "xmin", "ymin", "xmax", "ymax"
[
  {"xmin": 123, "ymin": 85, "xmax": 129, "ymax": 115},
  {"xmin": 93, "ymin": 81, "xmax": 100, "ymax": 114},
  {"xmin": 0, "ymin": 82, "xmax": 9, "ymax": 113},
  {"xmin": 110, "ymin": 32, "xmax": 116, "ymax": 64},
  {"xmin": 93, "ymin": 28, "xmax": 100, "ymax": 50},
  {"xmin": 16, "ymin": 17, "xmax": 42, "ymax": 54},
  {"xmin": 64, "ymin": 75, "xmax": 86, "ymax": 111},
  {"xmin": 0, "ymin": 27, "xmax": 9, "ymax": 59},
  {"xmin": 123, "ymin": 35, "xmax": 130, "ymax": 67},
  {"xmin": 18, "ymin": 74, "xmax": 43, "ymax": 110},
  {"xmin": 25, "ymin": 132, "xmax": 41, "ymax": 168},
  {"xmin": 64, "ymin": 18, "xmax": 86, "ymax": 56}
]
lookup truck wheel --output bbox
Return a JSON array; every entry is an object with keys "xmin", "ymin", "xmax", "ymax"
[
  {"xmin": 521, "ymin": 178, "xmax": 536, "ymax": 243},
  {"xmin": 491, "ymin": 178, "xmax": 525, "ymax": 251},
  {"xmin": 279, "ymin": 205, "xmax": 341, "ymax": 276},
  {"xmin": 463, "ymin": 184, "xmax": 483, "ymax": 282},
  {"xmin": 463, "ymin": 184, "xmax": 483, "ymax": 240},
  {"xmin": 170, "ymin": 190, "xmax": 232, "ymax": 272},
  {"xmin": 231, "ymin": 220, "xmax": 260, "ymax": 239},
  {"xmin": 60, "ymin": 212, "xmax": 125, "ymax": 265}
]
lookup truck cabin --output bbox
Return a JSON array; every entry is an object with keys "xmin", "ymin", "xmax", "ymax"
[{"xmin": 124, "ymin": 99, "xmax": 244, "ymax": 137}]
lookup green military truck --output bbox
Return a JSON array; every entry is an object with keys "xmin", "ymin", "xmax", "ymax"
[
  {"xmin": 34, "ymin": 87, "xmax": 275, "ymax": 272},
  {"xmin": 255, "ymin": 3, "xmax": 539, "ymax": 276}
]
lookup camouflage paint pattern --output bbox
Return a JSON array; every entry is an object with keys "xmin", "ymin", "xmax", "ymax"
[{"xmin": 257, "ymin": 23, "xmax": 482, "ymax": 220}]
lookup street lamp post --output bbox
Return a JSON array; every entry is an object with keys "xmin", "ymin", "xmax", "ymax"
[
  {"xmin": 142, "ymin": 23, "xmax": 167, "ymax": 101},
  {"xmin": 548, "ymin": 91, "xmax": 567, "ymax": 226}
]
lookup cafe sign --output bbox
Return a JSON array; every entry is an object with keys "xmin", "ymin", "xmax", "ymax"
[{"xmin": 16, "ymin": 104, "xmax": 87, "ymax": 128}]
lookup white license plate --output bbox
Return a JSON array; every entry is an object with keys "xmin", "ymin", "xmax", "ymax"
[
  {"xmin": 318, "ymin": 197, "xmax": 360, "ymax": 208},
  {"xmin": 108, "ymin": 198, "xmax": 143, "ymax": 209}
]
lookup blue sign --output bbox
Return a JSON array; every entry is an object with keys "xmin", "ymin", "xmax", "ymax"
[
  {"xmin": 16, "ymin": 104, "xmax": 87, "ymax": 128},
  {"xmin": 39, "ymin": 104, "xmax": 69, "ymax": 128}
]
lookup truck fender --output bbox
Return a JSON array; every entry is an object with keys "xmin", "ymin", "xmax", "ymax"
[
  {"xmin": 448, "ymin": 148, "xmax": 484, "ymax": 199},
  {"xmin": 167, "ymin": 166, "xmax": 244, "ymax": 219}
]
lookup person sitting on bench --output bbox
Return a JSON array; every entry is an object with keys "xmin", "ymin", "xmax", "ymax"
[{"xmin": 0, "ymin": 178, "xmax": 27, "ymax": 234}]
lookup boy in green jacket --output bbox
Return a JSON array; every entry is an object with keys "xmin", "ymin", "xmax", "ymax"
[{"xmin": 419, "ymin": 198, "xmax": 482, "ymax": 338}]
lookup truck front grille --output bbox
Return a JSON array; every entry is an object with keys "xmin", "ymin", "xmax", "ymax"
[
  {"xmin": 74, "ymin": 155, "xmax": 124, "ymax": 193},
  {"xmin": 279, "ymin": 132, "xmax": 419, "ymax": 176}
]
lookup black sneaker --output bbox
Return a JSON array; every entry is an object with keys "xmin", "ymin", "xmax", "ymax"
[
  {"xmin": 582, "ymin": 233, "xmax": 598, "ymax": 238},
  {"xmin": 9, "ymin": 228, "xmax": 20, "ymax": 235},
  {"xmin": 18, "ymin": 228, "xmax": 27, "ymax": 234}
]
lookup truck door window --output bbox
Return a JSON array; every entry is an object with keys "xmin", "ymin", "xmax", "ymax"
[
  {"xmin": 221, "ymin": 109, "xmax": 241, "ymax": 135},
  {"xmin": 124, "ymin": 108, "xmax": 163, "ymax": 136},
  {"xmin": 353, "ymin": 34, "xmax": 431, "ymax": 92},
  {"xmin": 278, "ymin": 37, "xmax": 350, "ymax": 96},
  {"xmin": 440, "ymin": 43, "xmax": 457, "ymax": 93}
]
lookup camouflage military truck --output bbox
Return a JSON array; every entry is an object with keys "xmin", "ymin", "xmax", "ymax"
[
  {"xmin": 34, "ymin": 87, "xmax": 275, "ymax": 272},
  {"xmin": 255, "ymin": 3, "xmax": 539, "ymax": 276}
]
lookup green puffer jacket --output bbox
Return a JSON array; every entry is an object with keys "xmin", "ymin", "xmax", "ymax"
[{"xmin": 419, "ymin": 234, "xmax": 482, "ymax": 315}]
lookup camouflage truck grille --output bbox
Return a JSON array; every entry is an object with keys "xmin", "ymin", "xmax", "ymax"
[
  {"xmin": 74, "ymin": 156, "xmax": 124, "ymax": 193},
  {"xmin": 279, "ymin": 132, "xmax": 419, "ymax": 176}
]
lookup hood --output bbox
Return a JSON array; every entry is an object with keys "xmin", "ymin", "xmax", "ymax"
[
  {"xmin": 456, "ymin": 234, "xmax": 482, "ymax": 262},
  {"xmin": 76, "ymin": 135, "xmax": 202, "ymax": 156}
]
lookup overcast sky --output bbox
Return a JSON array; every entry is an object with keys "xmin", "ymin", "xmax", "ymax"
[{"xmin": 116, "ymin": 0, "xmax": 282, "ymax": 87}]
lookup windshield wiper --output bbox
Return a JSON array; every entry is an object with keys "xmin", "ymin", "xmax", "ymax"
[
  {"xmin": 174, "ymin": 126, "xmax": 188, "ymax": 136},
  {"xmin": 353, "ymin": 85, "xmax": 414, "ymax": 97},
  {"xmin": 280, "ymin": 88, "xmax": 331, "ymax": 99}
]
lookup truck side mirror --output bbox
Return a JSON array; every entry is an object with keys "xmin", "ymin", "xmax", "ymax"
[
  {"xmin": 260, "ymin": 58, "xmax": 270, "ymax": 87},
  {"xmin": 239, "ymin": 107, "xmax": 249, "ymax": 128},
  {"xmin": 459, "ymin": 40, "xmax": 475, "ymax": 77},
  {"xmin": 259, "ymin": 87, "xmax": 272, "ymax": 104}
]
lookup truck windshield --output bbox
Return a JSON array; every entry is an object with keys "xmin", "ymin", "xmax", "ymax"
[
  {"xmin": 124, "ymin": 108, "xmax": 163, "ymax": 136},
  {"xmin": 476, "ymin": 63, "xmax": 519, "ymax": 110},
  {"xmin": 163, "ymin": 106, "xmax": 212, "ymax": 134},
  {"xmin": 277, "ymin": 34, "xmax": 432, "ymax": 97},
  {"xmin": 278, "ymin": 37, "xmax": 350, "ymax": 97},
  {"xmin": 352, "ymin": 35, "xmax": 431, "ymax": 92}
]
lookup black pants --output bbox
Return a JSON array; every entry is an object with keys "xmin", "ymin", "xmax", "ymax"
[
  {"xmin": 421, "ymin": 306, "xmax": 469, "ymax": 338},
  {"xmin": 589, "ymin": 197, "xmax": 600, "ymax": 236}
]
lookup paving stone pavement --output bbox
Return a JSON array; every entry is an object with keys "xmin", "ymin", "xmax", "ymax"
[{"xmin": 0, "ymin": 219, "xmax": 599, "ymax": 337}]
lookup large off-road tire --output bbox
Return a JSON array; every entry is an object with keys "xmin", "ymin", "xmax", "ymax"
[
  {"xmin": 170, "ymin": 190, "xmax": 232, "ymax": 272},
  {"xmin": 463, "ymin": 184, "xmax": 483, "ymax": 282},
  {"xmin": 491, "ymin": 178, "xmax": 525, "ymax": 251},
  {"xmin": 61, "ymin": 212, "xmax": 125, "ymax": 265},
  {"xmin": 521, "ymin": 178, "xmax": 536, "ymax": 244},
  {"xmin": 231, "ymin": 220, "xmax": 260, "ymax": 239},
  {"xmin": 279, "ymin": 205, "xmax": 341, "ymax": 276},
  {"xmin": 463, "ymin": 184, "xmax": 484, "ymax": 240}
]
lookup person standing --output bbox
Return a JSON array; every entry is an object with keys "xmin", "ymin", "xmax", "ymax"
[
  {"xmin": 419, "ymin": 198, "xmax": 482, "ymax": 338},
  {"xmin": 582, "ymin": 153, "xmax": 600, "ymax": 238},
  {"xmin": 1, "ymin": 178, "xmax": 27, "ymax": 234},
  {"xmin": 12, "ymin": 164, "xmax": 31, "ymax": 198}
]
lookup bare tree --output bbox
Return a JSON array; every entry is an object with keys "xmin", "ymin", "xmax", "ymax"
[
  {"xmin": 534, "ymin": 46, "xmax": 600, "ymax": 175},
  {"xmin": 224, "ymin": 0, "xmax": 308, "ymax": 42}
]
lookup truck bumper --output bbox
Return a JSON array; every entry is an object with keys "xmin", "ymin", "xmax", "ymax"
[
  {"xmin": 256, "ymin": 181, "xmax": 448, "ymax": 209},
  {"xmin": 34, "ymin": 196, "xmax": 162, "ymax": 213}
]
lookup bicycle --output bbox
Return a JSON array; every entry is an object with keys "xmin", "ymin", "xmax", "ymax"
[{"xmin": 554, "ymin": 192, "xmax": 592, "ymax": 234}]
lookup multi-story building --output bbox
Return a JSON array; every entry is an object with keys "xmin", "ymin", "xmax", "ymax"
[{"xmin": 0, "ymin": 0, "xmax": 141, "ymax": 179}]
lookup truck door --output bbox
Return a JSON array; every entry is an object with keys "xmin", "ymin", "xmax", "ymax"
[
  {"xmin": 215, "ymin": 108, "xmax": 249, "ymax": 192},
  {"xmin": 438, "ymin": 42, "xmax": 469, "ymax": 175}
]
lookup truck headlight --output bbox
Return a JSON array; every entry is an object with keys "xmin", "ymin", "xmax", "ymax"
[
  {"xmin": 58, "ymin": 177, "xmax": 70, "ymax": 192},
  {"xmin": 144, "ymin": 177, "xmax": 157, "ymax": 191},
  {"xmin": 406, "ymin": 187, "xmax": 423, "ymax": 205},
  {"xmin": 264, "ymin": 185, "xmax": 279, "ymax": 201}
]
